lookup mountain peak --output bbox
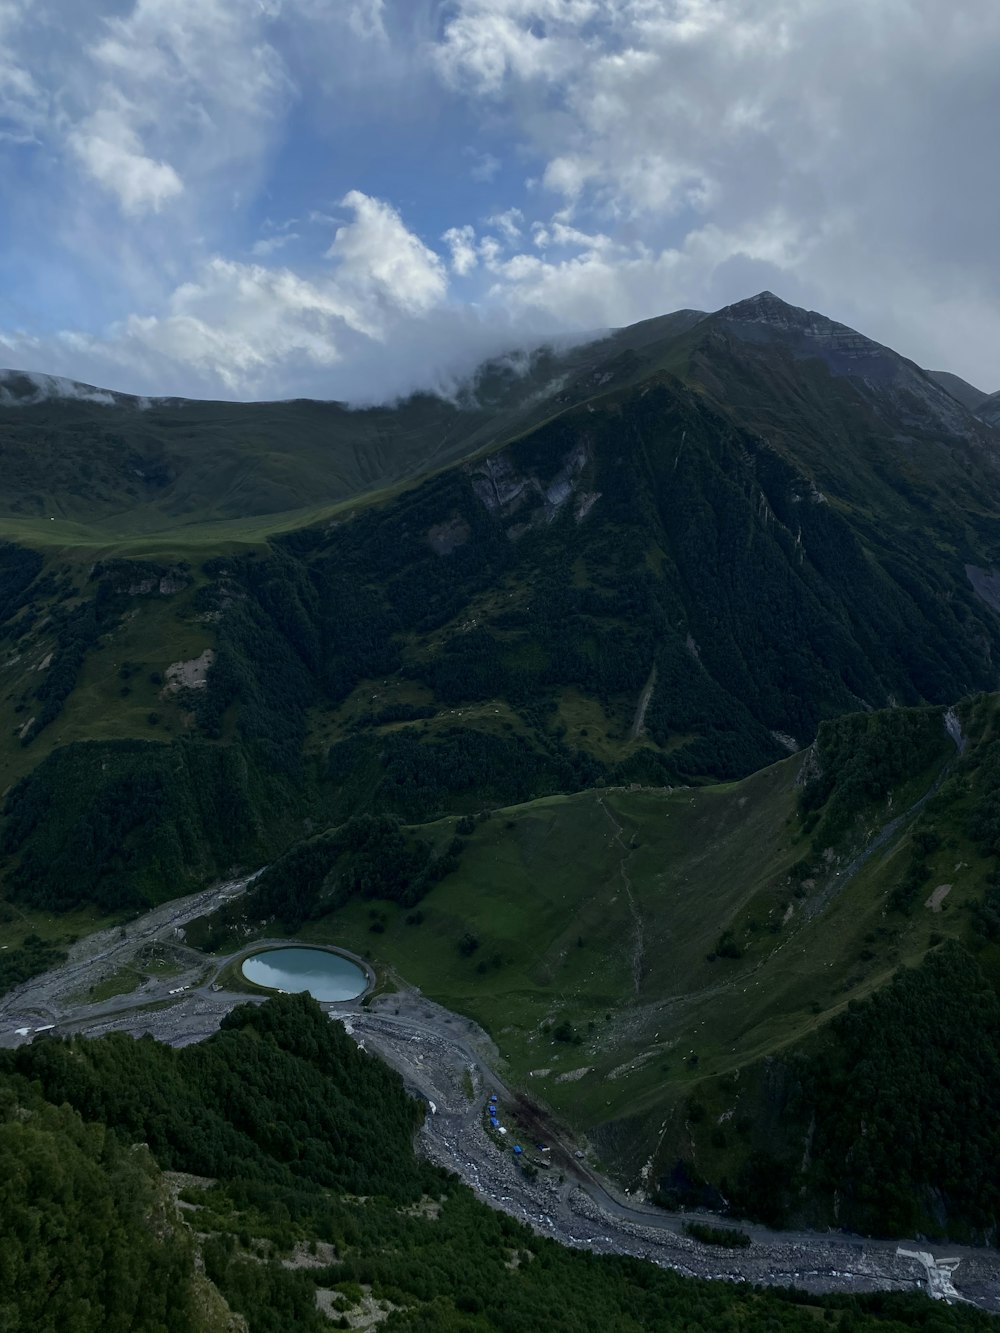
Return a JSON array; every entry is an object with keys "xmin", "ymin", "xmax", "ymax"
[
  {"xmin": 716, "ymin": 291, "xmax": 830, "ymax": 331},
  {"xmin": 705, "ymin": 293, "xmax": 986, "ymax": 436},
  {"xmin": 711, "ymin": 291, "xmax": 896, "ymax": 367}
]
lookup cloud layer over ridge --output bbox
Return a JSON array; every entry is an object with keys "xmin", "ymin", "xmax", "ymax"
[{"xmin": 0, "ymin": 0, "xmax": 997, "ymax": 400}]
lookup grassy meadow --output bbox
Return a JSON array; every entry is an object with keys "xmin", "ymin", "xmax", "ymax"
[{"xmin": 269, "ymin": 724, "xmax": 989, "ymax": 1180}]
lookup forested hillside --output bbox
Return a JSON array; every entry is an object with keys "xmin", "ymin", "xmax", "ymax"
[
  {"xmin": 2, "ymin": 994, "xmax": 996, "ymax": 1333},
  {"xmin": 0, "ymin": 1077, "xmax": 210, "ymax": 1332},
  {"xmin": 656, "ymin": 942, "xmax": 1000, "ymax": 1242}
]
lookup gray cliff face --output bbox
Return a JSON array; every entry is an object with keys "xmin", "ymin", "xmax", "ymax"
[{"xmin": 467, "ymin": 438, "xmax": 596, "ymax": 538}]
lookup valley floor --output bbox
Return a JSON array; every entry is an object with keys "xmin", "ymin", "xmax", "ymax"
[{"xmin": 3, "ymin": 877, "xmax": 1000, "ymax": 1313}]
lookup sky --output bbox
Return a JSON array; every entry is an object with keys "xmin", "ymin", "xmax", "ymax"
[{"xmin": 0, "ymin": 0, "xmax": 998, "ymax": 402}]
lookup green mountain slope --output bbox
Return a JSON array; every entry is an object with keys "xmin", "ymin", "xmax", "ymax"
[
  {"xmin": 688, "ymin": 294, "xmax": 1000, "ymax": 506},
  {"xmin": 190, "ymin": 695, "xmax": 1000, "ymax": 1241},
  {"xmin": 656, "ymin": 688, "xmax": 1000, "ymax": 1238},
  {"xmin": 0, "ymin": 383, "xmax": 503, "ymax": 542},
  {"xmin": 4, "ymin": 295, "xmax": 1000, "ymax": 926},
  {"xmin": 0, "ymin": 311, "xmax": 706, "ymax": 545},
  {"xmin": 10, "ymin": 293, "xmax": 992, "ymax": 549}
]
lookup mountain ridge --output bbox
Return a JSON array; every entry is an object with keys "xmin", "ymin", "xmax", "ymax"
[
  {"xmin": 1, "ymin": 292, "xmax": 986, "ymax": 419},
  {"xmin": 1, "ymin": 292, "xmax": 995, "ymax": 547}
]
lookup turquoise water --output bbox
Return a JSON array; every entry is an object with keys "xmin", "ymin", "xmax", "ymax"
[{"xmin": 241, "ymin": 947, "xmax": 368, "ymax": 1002}]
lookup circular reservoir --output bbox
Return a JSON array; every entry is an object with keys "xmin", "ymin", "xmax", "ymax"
[{"xmin": 241, "ymin": 947, "xmax": 369, "ymax": 1002}]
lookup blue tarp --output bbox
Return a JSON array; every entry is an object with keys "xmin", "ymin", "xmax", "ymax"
[{"xmin": 513, "ymin": 1145, "xmax": 523, "ymax": 1155}]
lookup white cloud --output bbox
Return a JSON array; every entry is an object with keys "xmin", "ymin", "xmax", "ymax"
[
  {"xmin": 485, "ymin": 208, "xmax": 814, "ymax": 330},
  {"xmin": 251, "ymin": 232, "xmax": 301, "ymax": 258},
  {"xmin": 543, "ymin": 219, "xmax": 614, "ymax": 251},
  {"xmin": 4, "ymin": 0, "xmax": 1000, "ymax": 399},
  {"xmin": 11, "ymin": 257, "xmax": 364, "ymax": 398},
  {"xmin": 69, "ymin": 106, "xmax": 183, "ymax": 215},
  {"xmin": 0, "ymin": 191, "xmax": 465, "ymax": 400},
  {"xmin": 421, "ymin": 0, "xmax": 1000, "ymax": 386},
  {"xmin": 327, "ymin": 190, "xmax": 447, "ymax": 319},
  {"xmin": 434, "ymin": 0, "xmax": 603, "ymax": 93},
  {"xmin": 90, "ymin": 0, "xmax": 292, "ymax": 124},
  {"xmin": 486, "ymin": 207, "xmax": 523, "ymax": 243},
  {"xmin": 443, "ymin": 225, "xmax": 479, "ymax": 277},
  {"xmin": 67, "ymin": 0, "xmax": 293, "ymax": 213},
  {"xmin": 478, "ymin": 236, "xmax": 504, "ymax": 271},
  {"xmin": 346, "ymin": 0, "xmax": 387, "ymax": 42},
  {"xmin": 124, "ymin": 259, "xmax": 356, "ymax": 388},
  {"xmin": 0, "ymin": 265, "xmax": 562, "ymax": 405},
  {"xmin": 0, "ymin": 0, "xmax": 46, "ymax": 143}
]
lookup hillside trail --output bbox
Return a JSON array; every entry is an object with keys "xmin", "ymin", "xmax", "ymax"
[
  {"xmin": 675, "ymin": 710, "xmax": 969, "ymax": 1013},
  {"xmin": 598, "ymin": 708, "xmax": 974, "ymax": 1082},
  {"xmin": 597, "ymin": 796, "xmax": 643, "ymax": 996}
]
